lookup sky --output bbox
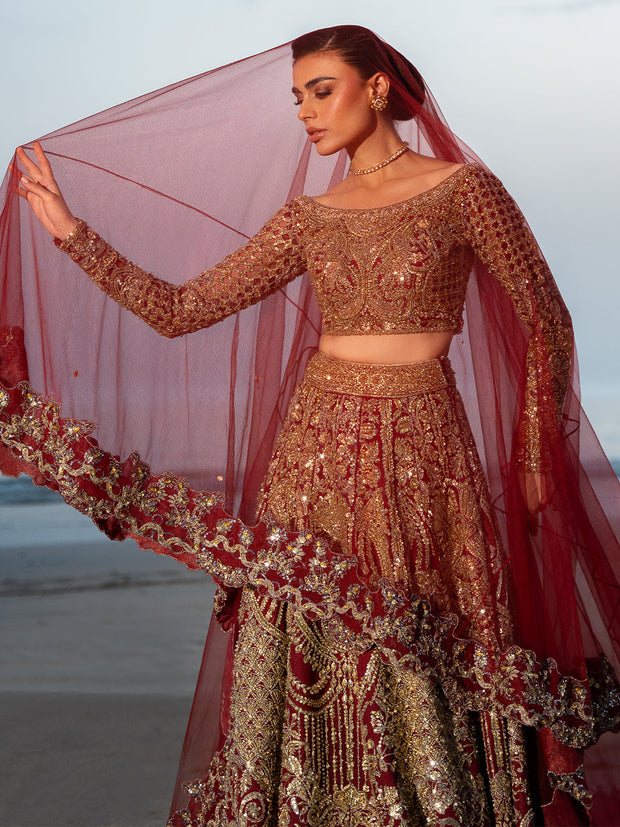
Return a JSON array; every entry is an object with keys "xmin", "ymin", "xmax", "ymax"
[{"xmin": 2, "ymin": 0, "xmax": 619, "ymax": 448}]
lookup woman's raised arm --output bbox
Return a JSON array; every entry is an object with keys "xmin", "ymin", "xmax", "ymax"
[{"xmin": 15, "ymin": 143, "xmax": 308, "ymax": 338}]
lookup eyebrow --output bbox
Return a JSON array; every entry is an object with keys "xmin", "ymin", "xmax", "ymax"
[{"xmin": 291, "ymin": 76, "xmax": 336, "ymax": 94}]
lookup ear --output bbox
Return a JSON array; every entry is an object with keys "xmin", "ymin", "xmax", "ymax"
[{"xmin": 367, "ymin": 72, "xmax": 391, "ymax": 101}]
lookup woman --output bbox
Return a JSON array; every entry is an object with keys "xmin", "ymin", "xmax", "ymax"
[{"xmin": 2, "ymin": 24, "xmax": 620, "ymax": 826}]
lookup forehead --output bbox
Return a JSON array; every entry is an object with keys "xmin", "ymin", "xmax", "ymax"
[{"xmin": 292, "ymin": 51, "xmax": 360, "ymax": 89}]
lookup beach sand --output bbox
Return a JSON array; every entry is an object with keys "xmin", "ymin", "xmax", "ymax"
[
  {"xmin": 1, "ymin": 502, "xmax": 217, "ymax": 827},
  {"xmin": 1, "ymin": 691, "xmax": 195, "ymax": 827}
]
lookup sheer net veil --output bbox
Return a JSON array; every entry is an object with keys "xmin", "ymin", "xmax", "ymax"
[{"xmin": 1, "ymin": 25, "xmax": 619, "ymax": 822}]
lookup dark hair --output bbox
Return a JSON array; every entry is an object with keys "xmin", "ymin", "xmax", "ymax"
[{"xmin": 291, "ymin": 25, "xmax": 425, "ymax": 122}]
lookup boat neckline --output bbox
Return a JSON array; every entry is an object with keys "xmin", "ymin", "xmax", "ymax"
[{"xmin": 299, "ymin": 162, "xmax": 478, "ymax": 213}]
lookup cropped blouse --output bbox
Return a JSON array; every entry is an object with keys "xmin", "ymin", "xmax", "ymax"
[{"xmin": 57, "ymin": 163, "xmax": 573, "ymax": 434}]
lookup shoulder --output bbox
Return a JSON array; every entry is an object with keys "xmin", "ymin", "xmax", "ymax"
[
  {"xmin": 259, "ymin": 197, "xmax": 322, "ymax": 242},
  {"xmin": 256, "ymin": 198, "xmax": 308, "ymax": 230},
  {"xmin": 285, "ymin": 195, "xmax": 326, "ymax": 226},
  {"xmin": 449, "ymin": 164, "xmax": 520, "ymax": 216},
  {"xmin": 284, "ymin": 196, "xmax": 314, "ymax": 228},
  {"xmin": 451, "ymin": 163, "xmax": 499, "ymax": 189},
  {"xmin": 450, "ymin": 165, "xmax": 535, "ymax": 248},
  {"xmin": 452, "ymin": 163, "xmax": 512, "ymax": 197}
]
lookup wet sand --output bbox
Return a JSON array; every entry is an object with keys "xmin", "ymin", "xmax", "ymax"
[
  {"xmin": 1, "ymin": 691, "xmax": 194, "ymax": 827},
  {"xmin": 1, "ymin": 502, "xmax": 217, "ymax": 827}
]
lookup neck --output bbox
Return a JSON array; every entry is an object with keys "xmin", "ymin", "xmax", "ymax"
[{"xmin": 347, "ymin": 126, "xmax": 406, "ymax": 174}]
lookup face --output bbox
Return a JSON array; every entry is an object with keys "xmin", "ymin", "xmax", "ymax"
[{"xmin": 291, "ymin": 52, "xmax": 379, "ymax": 155}]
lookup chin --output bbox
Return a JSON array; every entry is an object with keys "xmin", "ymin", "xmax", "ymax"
[{"xmin": 313, "ymin": 141, "xmax": 344, "ymax": 158}]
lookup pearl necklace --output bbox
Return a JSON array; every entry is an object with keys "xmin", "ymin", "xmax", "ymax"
[{"xmin": 348, "ymin": 142, "xmax": 409, "ymax": 176}]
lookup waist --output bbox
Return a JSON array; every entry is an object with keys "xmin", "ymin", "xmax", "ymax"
[
  {"xmin": 318, "ymin": 331, "xmax": 454, "ymax": 365},
  {"xmin": 305, "ymin": 352, "xmax": 456, "ymax": 398}
]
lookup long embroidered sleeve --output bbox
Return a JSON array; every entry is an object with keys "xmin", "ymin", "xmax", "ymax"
[
  {"xmin": 56, "ymin": 203, "xmax": 307, "ymax": 337},
  {"xmin": 457, "ymin": 167, "xmax": 574, "ymax": 471}
]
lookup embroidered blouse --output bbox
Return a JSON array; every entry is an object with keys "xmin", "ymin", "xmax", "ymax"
[{"xmin": 56, "ymin": 163, "xmax": 573, "ymax": 468}]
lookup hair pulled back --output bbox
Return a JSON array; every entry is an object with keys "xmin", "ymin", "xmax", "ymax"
[{"xmin": 291, "ymin": 25, "xmax": 425, "ymax": 122}]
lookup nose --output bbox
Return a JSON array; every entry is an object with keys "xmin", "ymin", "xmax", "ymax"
[{"xmin": 296, "ymin": 98, "xmax": 314, "ymax": 122}]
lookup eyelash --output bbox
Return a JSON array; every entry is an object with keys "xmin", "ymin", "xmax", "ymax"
[{"xmin": 294, "ymin": 91, "xmax": 332, "ymax": 106}]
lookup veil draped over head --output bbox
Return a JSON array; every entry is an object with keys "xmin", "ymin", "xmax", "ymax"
[{"xmin": 1, "ymin": 28, "xmax": 619, "ymax": 823}]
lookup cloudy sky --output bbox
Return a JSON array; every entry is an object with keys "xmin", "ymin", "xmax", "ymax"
[{"xmin": 2, "ymin": 0, "xmax": 619, "ymax": 449}]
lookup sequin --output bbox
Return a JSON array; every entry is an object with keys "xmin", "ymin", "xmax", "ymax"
[{"xmin": 259, "ymin": 352, "xmax": 512, "ymax": 646}]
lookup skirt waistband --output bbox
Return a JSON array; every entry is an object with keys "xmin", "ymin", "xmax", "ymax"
[{"xmin": 305, "ymin": 352, "xmax": 456, "ymax": 398}]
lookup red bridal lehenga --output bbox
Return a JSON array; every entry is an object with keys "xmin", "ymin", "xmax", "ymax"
[{"xmin": 1, "ymin": 36, "xmax": 620, "ymax": 827}]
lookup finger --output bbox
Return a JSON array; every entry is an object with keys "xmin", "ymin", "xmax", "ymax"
[
  {"xmin": 33, "ymin": 141, "xmax": 55, "ymax": 180},
  {"xmin": 20, "ymin": 175, "xmax": 51, "ymax": 197},
  {"xmin": 15, "ymin": 178, "xmax": 42, "ymax": 198},
  {"xmin": 31, "ymin": 141, "xmax": 61, "ymax": 195},
  {"xmin": 15, "ymin": 177, "xmax": 31, "ymax": 197},
  {"xmin": 16, "ymin": 146, "xmax": 41, "ymax": 180}
]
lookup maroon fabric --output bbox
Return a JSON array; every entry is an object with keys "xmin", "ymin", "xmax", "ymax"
[
  {"xmin": 169, "ymin": 614, "xmax": 232, "ymax": 815},
  {"xmin": 1, "ymin": 28, "xmax": 620, "ymax": 822}
]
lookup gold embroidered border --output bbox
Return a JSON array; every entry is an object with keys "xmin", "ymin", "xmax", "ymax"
[
  {"xmin": 1, "ymin": 377, "xmax": 619, "ymax": 757},
  {"xmin": 303, "ymin": 351, "xmax": 455, "ymax": 398}
]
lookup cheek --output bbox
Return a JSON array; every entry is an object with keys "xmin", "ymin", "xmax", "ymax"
[{"xmin": 330, "ymin": 91, "xmax": 371, "ymax": 131}]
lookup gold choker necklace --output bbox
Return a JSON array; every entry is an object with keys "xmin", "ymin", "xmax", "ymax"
[{"xmin": 348, "ymin": 142, "xmax": 409, "ymax": 176}]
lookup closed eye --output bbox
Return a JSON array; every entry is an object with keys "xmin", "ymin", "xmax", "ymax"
[{"xmin": 293, "ymin": 90, "xmax": 332, "ymax": 106}]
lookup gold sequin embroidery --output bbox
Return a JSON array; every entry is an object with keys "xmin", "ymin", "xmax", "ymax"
[{"xmin": 57, "ymin": 164, "xmax": 573, "ymax": 473}]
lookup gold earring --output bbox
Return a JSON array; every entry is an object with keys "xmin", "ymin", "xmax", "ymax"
[{"xmin": 370, "ymin": 95, "xmax": 388, "ymax": 112}]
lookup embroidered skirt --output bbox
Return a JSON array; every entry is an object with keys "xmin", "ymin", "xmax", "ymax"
[{"xmin": 169, "ymin": 353, "xmax": 537, "ymax": 826}]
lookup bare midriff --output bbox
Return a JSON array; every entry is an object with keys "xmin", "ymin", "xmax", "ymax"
[{"xmin": 318, "ymin": 331, "xmax": 454, "ymax": 365}]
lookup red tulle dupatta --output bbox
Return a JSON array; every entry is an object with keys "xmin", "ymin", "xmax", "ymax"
[{"xmin": 1, "ymin": 33, "xmax": 620, "ymax": 823}]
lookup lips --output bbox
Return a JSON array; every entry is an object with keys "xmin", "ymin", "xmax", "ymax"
[{"xmin": 307, "ymin": 129, "xmax": 326, "ymax": 143}]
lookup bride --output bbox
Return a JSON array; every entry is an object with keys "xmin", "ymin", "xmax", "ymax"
[{"xmin": 4, "ymin": 24, "xmax": 620, "ymax": 826}]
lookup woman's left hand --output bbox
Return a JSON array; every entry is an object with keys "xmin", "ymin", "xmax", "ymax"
[{"xmin": 518, "ymin": 470, "xmax": 551, "ymax": 535}]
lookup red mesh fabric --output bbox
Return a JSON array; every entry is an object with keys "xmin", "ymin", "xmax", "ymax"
[{"xmin": 1, "ymin": 31, "xmax": 620, "ymax": 823}]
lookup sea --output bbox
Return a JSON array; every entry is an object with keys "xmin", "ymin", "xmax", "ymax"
[
  {"xmin": 0, "ymin": 474, "xmax": 211, "ymax": 600},
  {"xmin": 0, "ymin": 470, "xmax": 216, "ymax": 697}
]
